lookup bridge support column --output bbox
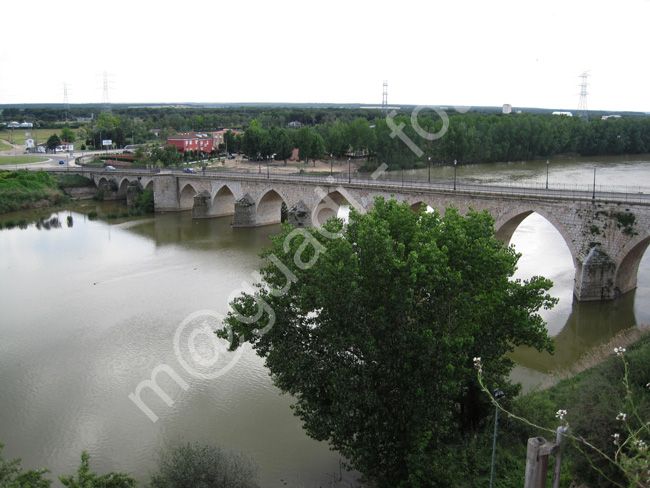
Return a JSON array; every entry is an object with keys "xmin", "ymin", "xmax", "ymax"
[
  {"xmin": 287, "ymin": 201, "xmax": 312, "ymax": 227},
  {"xmin": 153, "ymin": 175, "xmax": 181, "ymax": 212},
  {"xmin": 574, "ymin": 247, "xmax": 617, "ymax": 301},
  {"xmin": 232, "ymin": 194, "xmax": 257, "ymax": 227},
  {"xmin": 192, "ymin": 191, "xmax": 212, "ymax": 219}
]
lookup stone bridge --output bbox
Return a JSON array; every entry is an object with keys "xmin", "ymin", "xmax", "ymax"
[{"xmin": 61, "ymin": 168, "xmax": 650, "ymax": 302}]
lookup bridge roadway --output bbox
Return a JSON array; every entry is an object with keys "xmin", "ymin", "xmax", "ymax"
[{"xmin": 50, "ymin": 166, "xmax": 650, "ymax": 302}]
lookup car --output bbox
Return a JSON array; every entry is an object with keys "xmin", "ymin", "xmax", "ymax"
[
  {"xmin": 59, "ymin": 160, "xmax": 65, "ymax": 165},
  {"xmin": 183, "ymin": 168, "xmax": 197, "ymax": 174},
  {"xmin": 105, "ymin": 165, "xmax": 117, "ymax": 171}
]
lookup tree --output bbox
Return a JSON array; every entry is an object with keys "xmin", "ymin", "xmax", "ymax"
[
  {"xmin": 60, "ymin": 127, "xmax": 76, "ymax": 143},
  {"xmin": 149, "ymin": 442, "xmax": 259, "ymax": 488},
  {"xmin": 46, "ymin": 134, "xmax": 61, "ymax": 151},
  {"xmin": 59, "ymin": 451, "xmax": 136, "ymax": 488},
  {"xmin": 221, "ymin": 197, "xmax": 556, "ymax": 487},
  {"xmin": 0, "ymin": 443, "xmax": 52, "ymax": 488}
]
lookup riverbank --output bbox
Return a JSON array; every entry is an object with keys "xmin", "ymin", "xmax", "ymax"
[{"xmin": 0, "ymin": 170, "xmax": 95, "ymax": 214}]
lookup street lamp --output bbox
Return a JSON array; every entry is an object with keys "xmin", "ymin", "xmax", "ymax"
[
  {"xmin": 348, "ymin": 158, "xmax": 351, "ymax": 184},
  {"xmin": 453, "ymin": 159, "xmax": 458, "ymax": 190},
  {"xmin": 592, "ymin": 164, "xmax": 598, "ymax": 201},
  {"xmin": 330, "ymin": 153, "xmax": 333, "ymax": 176},
  {"xmin": 428, "ymin": 156, "xmax": 431, "ymax": 183},
  {"xmin": 489, "ymin": 389, "xmax": 506, "ymax": 488},
  {"xmin": 546, "ymin": 159, "xmax": 550, "ymax": 190}
]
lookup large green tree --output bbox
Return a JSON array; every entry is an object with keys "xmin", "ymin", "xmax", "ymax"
[{"xmin": 221, "ymin": 197, "xmax": 556, "ymax": 487}]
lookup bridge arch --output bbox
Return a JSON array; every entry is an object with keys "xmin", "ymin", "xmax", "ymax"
[
  {"xmin": 179, "ymin": 183, "xmax": 198, "ymax": 210},
  {"xmin": 143, "ymin": 180, "xmax": 153, "ymax": 192},
  {"xmin": 614, "ymin": 232, "xmax": 650, "ymax": 295},
  {"xmin": 313, "ymin": 190, "xmax": 348, "ymax": 226},
  {"xmin": 409, "ymin": 201, "xmax": 435, "ymax": 213},
  {"xmin": 256, "ymin": 189, "xmax": 286, "ymax": 226},
  {"xmin": 494, "ymin": 206, "xmax": 578, "ymax": 264},
  {"xmin": 212, "ymin": 184, "xmax": 236, "ymax": 217}
]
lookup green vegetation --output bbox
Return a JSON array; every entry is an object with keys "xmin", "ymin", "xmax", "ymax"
[
  {"xmin": 134, "ymin": 189, "xmax": 154, "ymax": 213},
  {"xmin": 51, "ymin": 174, "xmax": 94, "ymax": 188},
  {"xmin": 221, "ymin": 197, "xmax": 556, "ymax": 487},
  {"xmin": 0, "ymin": 170, "xmax": 69, "ymax": 213},
  {"xmin": 0, "ymin": 442, "xmax": 51, "ymax": 487},
  {"xmin": 0, "ymin": 140, "xmax": 12, "ymax": 151},
  {"xmin": 87, "ymin": 210, "xmax": 98, "ymax": 219},
  {"xmin": 149, "ymin": 442, "xmax": 259, "ymax": 488},
  {"xmin": 59, "ymin": 451, "xmax": 135, "ymax": 488},
  {"xmin": 1, "ymin": 442, "xmax": 260, "ymax": 488},
  {"xmin": 0, "ymin": 156, "xmax": 48, "ymax": 165}
]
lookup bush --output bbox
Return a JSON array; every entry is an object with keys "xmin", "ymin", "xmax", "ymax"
[
  {"xmin": 87, "ymin": 211, "xmax": 98, "ymax": 219},
  {"xmin": 135, "ymin": 190, "xmax": 154, "ymax": 213},
  {"xmin": 149, "ymin": 441, "xmax": 259, "ymax": 488}
]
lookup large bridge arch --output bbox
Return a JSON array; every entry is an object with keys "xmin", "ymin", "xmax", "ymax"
[
  {"xmin": 313, "ymin": 190, "xmax": 348, "ymax": 226},
  {"xmin": 179, "ymin": 183, "xmax": 198, "ymax": 210},
  {"xmin": 494, "ymin": 206, "xmax": 579, "ymax": 264},
  {"xmin": 212, "ymin": 184, "xmax": 237, "ymax": 217},
  {"xmin": 256, "ymin": 189, "xmax": 287, "ymax": 226},
  {"xmin": 614, "ymin": 233, "xmax": 650, "ymax": 295}
]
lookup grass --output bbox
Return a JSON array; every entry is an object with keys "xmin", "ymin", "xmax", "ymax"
[
  {"xmin": 0, "ymin": 128, "xmax": 69, "ymax": 146},
  {"xmin": 0, "ymin": 170, "xmax": 69, "ymax": 213},
  {"xmin": 52, "ymin": 174, "xmax": 94, "ymax": 188},
  {"xmin": 0, "ymin": 156, "xmax": 48, "ymax": 165},
  {"xmin": 0, "ymin": 140, "xmax": 11, "ymax": 151}
]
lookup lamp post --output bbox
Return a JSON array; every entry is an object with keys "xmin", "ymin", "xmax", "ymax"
[
  {"xmin": 546, "ymin": 159, "xmax": 550, "ymax": 190},
  {"xmin": 592, "ymin": 164, "xmax": 598, "ymax": 201},
  {"xmin": 489, "ymin": 389, "xmax": 506, "ymax": 488},
  {"xmin": 453, "ymin": 159, "xmax": 458, "ymax": 190},
  {"xmin": 330, "ymin": 153, "xmax": 333, "ymax": 176},
  {"xmin": 428, "ymin": 156, "xmax": 431, "ymax": 183},
  {"xmin": 348, "ymin": 158, "xmax": 351, "ymax": 184}
]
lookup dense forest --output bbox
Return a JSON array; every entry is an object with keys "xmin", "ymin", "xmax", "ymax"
[{"xmin": 2, "ymin": 105, "xmax": 649, "ymax": 169}]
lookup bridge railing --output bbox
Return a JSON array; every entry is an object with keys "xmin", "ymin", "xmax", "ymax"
[{"xmin": 35, "ymin": 164, "xmax": 650, "ymax": 205}]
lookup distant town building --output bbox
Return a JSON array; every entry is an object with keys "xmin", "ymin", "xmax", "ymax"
[
  {"xmin": 502, "ymin": 104, "xmax": 512, "ymax": 114},
  {"xmin": 601, "ymin": 115, "xmax": 622, "ymax": 120},
  {"xmin": 56, "ymin": 142, "xmax": 74, "ymax": 152},
  {"xmin": 288, "ymin": 121, "xmax": 302, "ymax": 128},
  {"xmin": 7, "ymin": 121, "xmax": 33, "ymax": 128},
  {"xmin": 552, "ymin": 111, "xmax": 573, "ymax": 116},
  {"xmin": 167, "ymin": 132, "xmax": 213, "ymax": 153},
  {"xmin": 76, "ymin": 114, "xmax": 94, "ymax": 122},
  {"xmin": 213, "ymin": 129, "xmax": 243, "ymax": 151}
]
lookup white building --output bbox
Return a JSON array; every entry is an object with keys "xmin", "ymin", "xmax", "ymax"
[{"xmin": 502, "ymin": 104, "xmax": 512, "ymax": 114}]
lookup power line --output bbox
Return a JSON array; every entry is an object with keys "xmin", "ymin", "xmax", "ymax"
[{"xmin": 578, "ymin": 71, "xmax": 589, "ymax": 121}]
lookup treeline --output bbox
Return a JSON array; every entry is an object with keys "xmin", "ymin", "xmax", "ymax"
[
  {"xmin": 235, "ymin": 112, "xmax": 650, "ymax": 169},
  {"xmin": 368, "ymin": 112, "xmax": 650, "ymax": 169}
]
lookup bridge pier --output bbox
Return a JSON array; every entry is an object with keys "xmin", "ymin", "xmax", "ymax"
[
  {"xmin": 574, "ymin": 247, "xmax": 618, "ymax": 301},
  {"xmin": 287, "ymin": 201, "xmax": 312, "ymax": 227},
  {"xmin": 232, "ymin": 194, "xmax": 257, "ymax": 227}
]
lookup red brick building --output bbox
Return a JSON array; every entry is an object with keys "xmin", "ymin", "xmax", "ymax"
[{"xmin": 167, "ymin": 132, "xmax": 213, "ymax": 153}]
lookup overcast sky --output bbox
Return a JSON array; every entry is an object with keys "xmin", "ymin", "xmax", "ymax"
[{"xmin": 1, "ymin": 0, "xmax": 648, "ymax": 112}]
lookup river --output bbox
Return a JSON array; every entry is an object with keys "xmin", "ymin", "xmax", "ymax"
[{"xmin": 0, "ymin": 154, "xmax": 649, "ymax": 487}]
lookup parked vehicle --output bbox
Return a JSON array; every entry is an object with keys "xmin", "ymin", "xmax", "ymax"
[
  {"xmin": 105, "ymin": 165, "xmax": 116, "ymax": 171},
  {"xmin": 59, "ymin": 160, "xmax": 65, "ymax": 165},
  {"xmin": 183, "ymin": 168, "xmax": 197, "ymax": 174}
]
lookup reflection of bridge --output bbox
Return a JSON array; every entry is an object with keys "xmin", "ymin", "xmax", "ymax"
[{"xmin": 55, "ymin": 168, "xmax": 650, "ymax": 302}]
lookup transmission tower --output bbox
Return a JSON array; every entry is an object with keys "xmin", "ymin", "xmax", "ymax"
[
  {"xmin": 578, "ymin": 71, "xmax": 589, "ymax": 121},
  {"xmin": 382, "ymin": 80, "xmax": 388, "ymax": 114},
  {"xmin": 63, "ymin": 82, "xmax": 70, "ymax": 122},
  {"xmin": 101, "ymin": 71, "xmax": 112, "ymax": 114}
]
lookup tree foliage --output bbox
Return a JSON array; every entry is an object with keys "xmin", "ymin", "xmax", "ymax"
[
  {"xmin": 0, "ymin": 443, "xmax": 52, "ymax": 488},
  {"xmin": 221, "ymin": 197, "xmax": 556, "ymax": 487},
  {"xmin": 46, "ymin": 134, "xmax": 61, "ymax": 151},
  {"xmin": 148, "ymin": 441, "xmax": 259, "ymax": 488},
  {"xmin": 59, "ymin": 451, "xmax": 136, "ymax": 488}
]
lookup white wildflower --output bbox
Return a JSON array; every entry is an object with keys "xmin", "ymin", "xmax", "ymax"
[
  {"xmin": 617, "ymin": 412, "xmax": 627, "ymax": 422},
  {"xmin": 556, "ymin": 409, "xmax": 567, "ymax": 420}
]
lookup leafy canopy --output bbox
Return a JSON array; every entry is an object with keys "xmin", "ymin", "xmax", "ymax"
[{"xmin": 221, "ymin": 196, "xmax": 556, "ymax": 487}]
